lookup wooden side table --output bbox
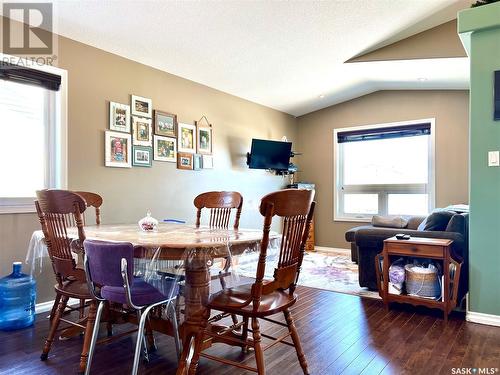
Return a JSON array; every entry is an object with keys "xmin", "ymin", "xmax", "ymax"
[{"xmin": 375, "ymin": 236, "xmax": 462, "ymax": 323}]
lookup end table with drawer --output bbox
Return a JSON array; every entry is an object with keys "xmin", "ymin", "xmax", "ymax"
[{"xmin": 375, "ymin": 236, "xmax": 463, "ymax": 323}]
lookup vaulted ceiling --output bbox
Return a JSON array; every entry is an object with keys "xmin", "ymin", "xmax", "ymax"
[{"xmin": 45, "ymin": 0, "xmax": 473, "ymax": 116}]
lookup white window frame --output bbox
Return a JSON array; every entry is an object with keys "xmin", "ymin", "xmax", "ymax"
[
  {"xmin": 333, "ymin": 118, "xmax": 435, "ymax": 222},
  {"xmin": 0, "ymin": 53, "xmax": 68, "ymax": 214}
]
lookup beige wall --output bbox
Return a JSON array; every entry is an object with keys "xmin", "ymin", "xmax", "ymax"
[
  {"xmin": 0, "ymin": 35, "xmax": 297, "ymax": 304},
  {"xmin": 296, "ymin": 90, "xmax": 469, "ymax": 249}
]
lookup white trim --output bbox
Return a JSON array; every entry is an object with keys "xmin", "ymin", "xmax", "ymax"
[
  {"xmin": 466, "ymin": 311, "xmax": 500, "ymax": 327},
  {"xmin": 333, "ymin": 118, "xmax": 436, "ymax": 222},
  {"xmin": 35, "ymin": 298, "xmax": 80, "ymax": 315},
  {"xmin": 0, "ymin": 53, "xmax": 68, "ymax": 214}
]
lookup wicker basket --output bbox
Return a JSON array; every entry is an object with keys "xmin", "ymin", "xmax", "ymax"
[{"xmin": 404, "ymin": 264, "xmax": 441, "ymax": 298}]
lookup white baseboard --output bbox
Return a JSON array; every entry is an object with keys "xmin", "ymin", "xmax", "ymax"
[
  {"xmin": 35, "ymin": 298, "xmax": 81, "ymax": 314},
  {"xmin": 466, "ymin": 310, "xmax": 500, "ymax": 327},
  {"xmin": 314, "ymin": 246, "xmax": 349, "ymax": 253}
]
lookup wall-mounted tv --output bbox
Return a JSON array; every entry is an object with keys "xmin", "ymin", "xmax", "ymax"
[{"xmin": 247, "ymin": 139, "xmax": 292, "ymax": 171}]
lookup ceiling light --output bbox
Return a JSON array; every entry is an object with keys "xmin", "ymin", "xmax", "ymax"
[
  {"xmin": 318, "ymin": 94, "xmax": 325, "ymax": 99},
  {"xmin": 417, "ymin": 77, "xmax": 428, "ymax": 82}
]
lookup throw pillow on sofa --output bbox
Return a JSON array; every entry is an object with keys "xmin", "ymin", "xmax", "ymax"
[
  {"xmin": 423, "ymin": 211, "xmax": 455, "ymax": 231},
  {"xmin": 372, "ymin": 215, "xmax": 408, "ymax": 228}
]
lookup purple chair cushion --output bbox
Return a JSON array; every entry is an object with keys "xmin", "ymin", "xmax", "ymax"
[
  {"xmin": 84, "ymin": 239, "xmax": 134, "ymax": 287},
  {"xmin": 101, "ymin": 278, "xmax": 178, "ymax": 306}
]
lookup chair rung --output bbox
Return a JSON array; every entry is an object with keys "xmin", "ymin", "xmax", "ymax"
[
  {"xmin": 204, "ymin": 330, "xmax": 248, "ymax": 347},
  {"xmin": 199, "ymin": 352, "xmax": 258, "ymax": 372},
  {"xmin": 260, "ymin": 316, "xmax": 288, "ymax": 327},
  {"xmin": 59, "ymin": 318, "xmax": 86, "ymax": 329},
  {"xmin": 262, "ymin": 333, "xmax": 294, "ymax": 351},
  {"xmin": 247, "ymin": 329, "xmax": 294, "ymax": 349}
]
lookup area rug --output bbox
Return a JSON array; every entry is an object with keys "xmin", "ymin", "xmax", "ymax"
[{"xmin": 234, "ymin": 249, "xmax": 380, "ymax": 300}]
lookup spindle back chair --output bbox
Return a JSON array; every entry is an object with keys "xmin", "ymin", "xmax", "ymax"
[
  {"xmin": 35, "ymin": 189, "xmax": 87, "ymax": 285},
  {"xmin": 187, "ymin": 189, "xmax": 315, "ymax": 375},
  {"xmin": 194, "ymin": 191, "xmax": 243, "ymax": 229},
  {"xmin": 35, "ymin": 189, "xmax": 96, "ymax": 366}
]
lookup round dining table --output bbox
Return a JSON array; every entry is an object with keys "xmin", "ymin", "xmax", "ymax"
[{"xmin": 64, "ymin": 223, "xmax": 279, "ymax": 374}]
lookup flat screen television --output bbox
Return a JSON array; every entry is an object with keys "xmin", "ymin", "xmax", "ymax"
[{"xmin": 247, "ymin": 139, "xmax": 292, "ymax": 171}]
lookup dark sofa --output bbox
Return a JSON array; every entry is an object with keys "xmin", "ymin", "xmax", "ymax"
[{"xmin": 345, "ymin": 212, "xmax": 469, "ymax": 303}]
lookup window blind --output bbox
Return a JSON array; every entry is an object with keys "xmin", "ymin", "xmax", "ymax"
[
  {"xmin": 0, "ymin": 62, "xmax": 61, "ymax": 91},
  {"xmin": 337, "ymin": 122, "xmax": 431, "ymax": 143}
]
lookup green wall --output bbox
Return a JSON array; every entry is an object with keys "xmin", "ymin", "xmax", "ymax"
[{"xmin": 459, "ymin": 3, "xmax": 500, "ymax": 316}]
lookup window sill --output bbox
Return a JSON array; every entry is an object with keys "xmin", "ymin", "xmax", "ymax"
[{"xmin": 0, "ymin": 204, "xmax": 36, "ymax": 214}]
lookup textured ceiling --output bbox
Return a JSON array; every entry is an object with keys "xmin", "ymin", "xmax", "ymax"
[{"xmin": 44, "ymin": 0, "xmax": 472, "ymax": 116}]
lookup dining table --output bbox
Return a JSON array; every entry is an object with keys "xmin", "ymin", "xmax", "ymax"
[{"xmin": 44, "ymin": 222, "xmax": 281, "ymax": 374}]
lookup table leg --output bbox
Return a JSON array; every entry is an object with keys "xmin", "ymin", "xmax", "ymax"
[
  {"xmin": 78, "ymin": 300, "xmax": 97, "ymax": 374},
  {"xmin": 176, "ymin": 256, "xmax": 210, "ymax": 375}
]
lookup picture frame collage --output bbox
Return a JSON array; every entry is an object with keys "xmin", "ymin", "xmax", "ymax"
[{"xmin": 105, "ymin": 95, "xmax": 213, "ymax": 170}]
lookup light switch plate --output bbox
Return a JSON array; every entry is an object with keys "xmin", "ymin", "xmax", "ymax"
[{"xmin": 488, "ymin": 151, "xmax": 500, "ymax": 167}]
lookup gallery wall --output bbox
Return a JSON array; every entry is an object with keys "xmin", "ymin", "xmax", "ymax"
[
  {"xmin": 0, "ymin": 32, "xmax": 297, "ymax": 304},
  {"xmin": 296, "ymin": 90, "xmax": 469, "ymax": 249}
]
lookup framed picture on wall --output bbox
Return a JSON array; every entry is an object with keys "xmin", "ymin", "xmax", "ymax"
[
  {"xmin": 177, "ymin": 152, "xmax": 194, "ymax": 170},
  {"xmin": 132, "ymin": 146, "xmax": 152, "ymax": 167},
  {"xmin": 154, "ymin": 110, "xmax": 177, "ymax": 137},
  {"xmin": 132, "ymin": 116, "xmax": 153, "ymax": 146},
  {"xmin": 131, "ymin": 95, "xmax": 152, "ymax": 118},
  {"xmin": 202, "ymin": 155, "xmax": 213, "ymax": 169},
  {"xmin": 154, "ymin": 135, "xmax": 177, "ymax": 162},
  {"xmin": 196, "ymin": 123, "xmax": 212, "ymax": 155},
  {"xmin": 109, "ymin": 101, "xmax": 130, "ymax": 133},
  {"xmin": 178, "ymin": 122, "xmax": 196, "ymax": 153},
  {"xmin": 105, "ymin": 131, "xmax": 132, "ymax": 168}
]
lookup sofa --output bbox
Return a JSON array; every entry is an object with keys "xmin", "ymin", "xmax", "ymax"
[{"xmin": 345, "ymin": 211, "xmax": 469, "ymax": 303}]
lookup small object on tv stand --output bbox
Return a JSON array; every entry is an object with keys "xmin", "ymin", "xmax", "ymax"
[{"xmin": 287, "ymin": 182, "xmax": 315, "ymax": 190}]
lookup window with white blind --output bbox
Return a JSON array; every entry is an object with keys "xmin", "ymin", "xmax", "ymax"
[
  {"xmin": 0, "ymin": 57, "xmax": 66, "ymax": 213},
  {"xmin": 333, "ymin": 119, "xmax": 435, "ymax": 221}
]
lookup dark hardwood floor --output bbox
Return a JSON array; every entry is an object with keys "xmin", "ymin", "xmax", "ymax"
[{"xmin": 1, "ymin": 286, "xmax": 499, "ymax": 375}]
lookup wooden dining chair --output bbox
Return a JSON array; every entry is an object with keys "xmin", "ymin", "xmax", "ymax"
[
  {"xmin": 35, "ymin": 189, "xmax": 97, "ymax": 367},
  {"xmin": 194, "ymin": 191, "xmax": 243, "ymax": 230},
  {"xmin": 48, "ymin": 191, "xmax": 103, "ymax": 321},
  {"xmin": 188, "ymin": 189, "xmax": 315, "ymax": 375},
  {"xmin": 193, "ymin": 191, "xmax": 243, "ymax": 326}
]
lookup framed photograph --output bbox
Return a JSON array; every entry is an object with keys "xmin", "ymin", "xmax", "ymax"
[
  {"xmin": 132, "ymin": 116, "xmax": 153, "ymax": 146},
  {"xmin": 154, "ymin": 110, "xmax": 177, "ymax": 137},
  {"xmin": 197, "ymin": 124, "xmax": 212, "ymax": 155},
  {"xmin": 154, "ymin": 135, "xmax": 177, "ymax": 162},
  {"xmin": 178, "ymin": 122, "xmax": 196, "ymax": 153},
  {"xmin": 202, "ymin": 155, "xmax": 214, "ymax": 169},
  {"xmin": 193, "ymin": 154, "xmax": 202, "ymax": 170},
  {"xmin": 132, "ymin": 146, "xmax": 152, "ymax": 167},
  {"xmin": 109, "ymin": 101, "xmax": 130, "ymax": 132},
  {"xmin": 177, "ymin": 152, "xmax": 194, "ymax": 170},
  {"xmin": 131, "ymin": 95, "xmax": 152, "ymax": 118},
  {"xmin": 105, "ymin": 131, "xmax": 131, "ymax": 168}
]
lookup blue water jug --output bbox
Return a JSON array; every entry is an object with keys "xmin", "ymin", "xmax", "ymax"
[{"xmin": 0, "ymin": 262, "xmax": 36, "ymax": 330}]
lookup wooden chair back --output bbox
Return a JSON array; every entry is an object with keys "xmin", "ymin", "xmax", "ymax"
[
  {"xmin": 75, "ymin": 191, "xmax": 103, "ymax": 225},
  {"xmin": 253, "ymin": 189, "xmax": 315, "ymax": 307},
  {"xmin": 194, "ymin": 191, "xmax": 243, "ymax": 229},
  {"xmin": 35, "ymin": 189, "xmax": 87, "ymax": 285}
]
